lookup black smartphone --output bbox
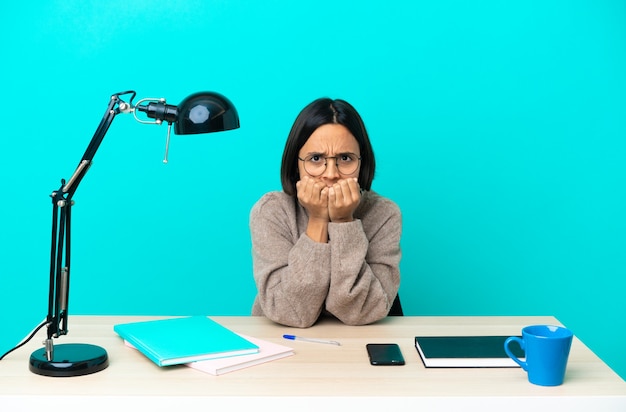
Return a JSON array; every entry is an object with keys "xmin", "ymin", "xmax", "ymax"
[{"xmin": 366, "ymin": 343, "xmax": 405, "ymax": 365}]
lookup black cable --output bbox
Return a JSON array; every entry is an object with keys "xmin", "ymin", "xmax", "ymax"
[{"xmin": 0, "ymin": 320, "xmax": 48, "ymax": 361}]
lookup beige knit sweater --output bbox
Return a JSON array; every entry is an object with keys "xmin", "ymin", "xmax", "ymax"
[{"xmin": 250, "ymin": 190, "xmax": 402, "ymax": 328}]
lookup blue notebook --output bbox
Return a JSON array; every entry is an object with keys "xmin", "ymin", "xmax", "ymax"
[{"xmin": 114, "ymin": 316, "xmax": 259, "ymax": 367}]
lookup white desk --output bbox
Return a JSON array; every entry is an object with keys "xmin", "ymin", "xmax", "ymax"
[{"xmin": 1, "ymin": 315, "xmax": 624, "ymax": 411}]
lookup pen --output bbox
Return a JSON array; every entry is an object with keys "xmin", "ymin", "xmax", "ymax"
[{"xmin": 283, "ymin": 334, "xmax": 341, "ymax": 346}]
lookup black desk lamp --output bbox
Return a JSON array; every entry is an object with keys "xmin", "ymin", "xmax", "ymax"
[{"xmin": 28, "ymin": 90, "xmax": 239, "ymax": 377}]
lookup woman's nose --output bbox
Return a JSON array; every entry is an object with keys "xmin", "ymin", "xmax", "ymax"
[{"xmin": 322, "ymin": 159, "xmax": 340, "ymax": 179}]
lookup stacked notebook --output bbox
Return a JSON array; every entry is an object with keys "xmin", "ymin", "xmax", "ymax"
[
  {"xmin": 114, "ymin": 316, "xmax": 293, "ymax": 374},
  {"xmin": 186, "ymin": 334, "xmax": 294, "ymax": 376}
]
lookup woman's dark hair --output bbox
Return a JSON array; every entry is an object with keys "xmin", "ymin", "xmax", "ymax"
[{"xmin": 280, "ymin": 98, "xmax": 376, "ymax": 196}]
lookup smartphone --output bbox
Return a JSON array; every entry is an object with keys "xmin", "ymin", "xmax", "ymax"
[{"xmin": 366, "ymin": 343, "xmax": 405, "ymax": 365}]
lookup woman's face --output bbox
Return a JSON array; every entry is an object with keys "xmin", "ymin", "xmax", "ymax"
[{"xmin": 298, "ymin": 124, "xmax": 361, "ymax": 187}]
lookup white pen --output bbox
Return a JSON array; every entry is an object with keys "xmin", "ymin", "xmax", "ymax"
[{"xmin": 283, "ymin": 334, "xmax": 341, "ymax": 346}]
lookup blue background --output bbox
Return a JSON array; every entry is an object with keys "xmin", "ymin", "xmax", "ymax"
[{"xmin": 2, "ymin": 1, "xmax": 624, "ymax": 380}]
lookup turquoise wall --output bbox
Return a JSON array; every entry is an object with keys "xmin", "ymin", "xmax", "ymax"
[{"xmin": 2, "ymin": 1, "xmax": 624, "ymax": 380}]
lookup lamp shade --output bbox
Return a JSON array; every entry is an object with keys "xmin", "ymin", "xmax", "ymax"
[{"xmin": 174, "ymin": 92, "xmax": 240, "ymax": 135}]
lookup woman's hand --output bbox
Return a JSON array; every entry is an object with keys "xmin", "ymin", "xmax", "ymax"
[
  {"xmin": 297, "ymin": 176, "xmax": 361, "ymax": 242},
  {"xmin": 297, "ymin": 176, "xmax": 331, "ymax": 242},
  {"xmin": 328, "ymin": 177, "xmax": 361, "ymax": 222},
  {"xmin": 296, "ymin": 176, "xmax": 329, "ymax": 221}
]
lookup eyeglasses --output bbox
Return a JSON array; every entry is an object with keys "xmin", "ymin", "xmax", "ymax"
[{"xmin": 298, "ymin": 152, "xmax": 361, "ymax": 177}]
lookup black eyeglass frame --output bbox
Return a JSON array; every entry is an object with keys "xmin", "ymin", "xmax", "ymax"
[{"xmin": 297, "ymin": 153, "xmax": 362, "ymax": 177}]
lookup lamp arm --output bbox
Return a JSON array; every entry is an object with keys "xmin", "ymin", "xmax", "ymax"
[
  {"xmin": 63, "ymin": 91, "xmax": 136, "ymax": 198},
  {"xmin": 44, "ymin": 91, "xmax": 135, "ymax": 359}
]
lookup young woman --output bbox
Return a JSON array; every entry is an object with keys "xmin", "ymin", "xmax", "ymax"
[{"xmin": 250, "ymin": 98, "xmax": 402, "ymax": 327}]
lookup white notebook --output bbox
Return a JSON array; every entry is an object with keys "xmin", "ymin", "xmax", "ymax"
[{"xmin": 186, "ymin": 334, "xmax": 294, "ymax": 375}]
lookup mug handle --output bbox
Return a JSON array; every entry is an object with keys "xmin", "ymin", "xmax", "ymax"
[{"xmin": 504, "ymin": 336, "xmax": 527, "ymax": 370}]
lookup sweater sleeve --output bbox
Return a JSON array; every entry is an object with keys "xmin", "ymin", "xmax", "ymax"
[
  {"xmin": 325, "ymin": 198, "xmax": 402, "ymax": 325},
  {"xmin": 250, "ymin": 193, "xmax": 332, "ymax": 327}
]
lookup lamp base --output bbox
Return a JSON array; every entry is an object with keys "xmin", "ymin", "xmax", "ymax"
[{"xmin": 29, "ymin": 343, "xmax": 109, "ymax": 377}]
